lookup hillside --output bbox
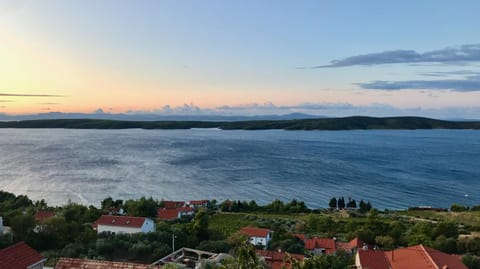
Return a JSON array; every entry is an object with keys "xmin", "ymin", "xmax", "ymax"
[{"xmin": 0, "ymin": 116, "xmax": 479, "ymax": 130}]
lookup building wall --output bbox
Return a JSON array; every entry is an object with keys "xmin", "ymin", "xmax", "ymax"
[
  {"xmin": 141, "ymin": 219, "xmax": 155, "ymax": 233},
  {"xmin": 97, "ymin": 224, "xmax": 143, "ymax": 234},
  {"xmin": 249, "ymin": 236, "xmax": 269, "ymax": 249},
  {"xmin": 355, "ymin": 252, "xmax": 362, "ymax": 269},
  {"xmin": 0, "ymin": 216, "xmax": 3, "ymax": 235}
]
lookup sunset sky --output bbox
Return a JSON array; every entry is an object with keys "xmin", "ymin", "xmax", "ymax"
[{"xmin": 1, "ymin": 1, "xmax": 480, "ymax": 118}]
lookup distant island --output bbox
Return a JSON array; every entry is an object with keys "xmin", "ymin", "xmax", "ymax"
[{"xmin": 1, "ymin": 116, "xmax": 480, "ymax": 130}]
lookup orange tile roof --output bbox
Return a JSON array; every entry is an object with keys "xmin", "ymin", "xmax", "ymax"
[
  {"xmin": 357, "ymin": 249, "xmax": 391, "ymax": 269},
  {"xmin": 0, "ymin": 241, "xmax": 46, "ymax": 269},
  {"xmin": 94, "ymin": 215, "xmax": 148, "ymax": 228},
  {"xmin": 34, "ymin": 210, "xmax": 55, "ymax": 221},
  {"xmin": 256, "ymin": 250, "xmax": 304, "ymax": 269},
  {"xmin": 240, "ymin": 227, "xmax": 271, "ymax": 237},
  {"xmin": 337, "ymin": 237, "xmax": 365, "ymax": 252},
  {"xmin": 158, "ymin": 208, "xmax": 180, "ymax": 220},
  {"xmin": 189, "ymin": 200, "xmax": 209, "ymax": 205},
  {"xmin": 163, "ymin": 201, "xmax": 185, "ymax": 209},
  {"xmin": 54, "ymin": 257, "xmax": 162, "ymax": 269},
  {"xmin": 386, "ymin": 245, "xmax": 467, "ymax": 269},
  {"xmin": 303, "ymin": 237, "xmax": 336, "ymax": 254}
]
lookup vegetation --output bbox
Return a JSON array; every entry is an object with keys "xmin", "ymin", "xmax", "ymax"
[
  {"xmin": 1, "ymin": 116, "xmax": 480, "ymax": 130},
  {"xmin": 2, "ymin": 190, "xmax": 480, "ymax": 268}
]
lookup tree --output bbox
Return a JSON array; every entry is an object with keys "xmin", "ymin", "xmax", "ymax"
[
  {"xmin": 338, "ymin": 197, "xmax": 345, "ymax": 209},
  {"xmin": 329, "ymin": 197, "xmax": 337, "ymax": 209},
  {"xmin": 375, "ymin": 236, "xmax": 394, "ymax": 250},
  {"xmin": 10, "ymin": 214, "xmax": 35, "ymax": 241},
  {"xmin": 434, "ymin": 221, "xmax": 458, "ymax": 239},
  {"xmin": 193, "ymin": 209, "xmax": 209, "ymax": 241},
  {"xmin": 451, "ymin": 203, "xmax": 468, "ymax": 212}
]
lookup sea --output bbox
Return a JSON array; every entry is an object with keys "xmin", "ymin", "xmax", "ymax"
[{"xmin": 0, "ymin": 128, "xmax": 479, "ymax": 210}]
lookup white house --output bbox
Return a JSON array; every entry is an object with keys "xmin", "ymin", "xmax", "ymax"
[
  {"xmin": 240, "ymin": 227, "xmax": 272, "ymax": 249},
  {"xmin": 93, "ymin": 215, "xmax": 155, "ymax": 234}
]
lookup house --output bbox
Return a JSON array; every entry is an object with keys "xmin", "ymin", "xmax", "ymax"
[
  {"xmin": 93, "ymin": 215, "xmax": 155, "ymax": 234},
  {"xmin": 0, "ymin": 241, "xmax": 47, "ymax": 269},
  {"xmin": 188, "ymin": 200, "xmax": 209, "ymax": 209},
  {"xmin": 157, "ymin": 207, "xmax": 194, "ymax": 221},
  {"xmin": 256, "ymin": 249, "xmax": 304, "ymax": 269},
  {"xmin": 336, "ymin": 237, "xmax": 365, "ymax": 254},
  {"xmin": 355, "ymin": 244, "xmax": 468, "ymax": 269},
  {"xmin": 240, "ymin": 227, "xmax": 272, "ymax": 249},
  {"xmin": 0, "ymin": 216, "xmax": 3, "ymax": 235},
  {"xmin": 163, "ymin": 200, "xmax": 186, "ymax": 209},
  {"xmin": 303, "ymin": 237, "xmax": 336, "ymax": 255},
  {"xmin": 34, "ymin": 210, "xmax": 55, "ymax": 222},
  {"xmin": 151, "ymin": 247, "xmax": 219, "ymax": 268},
  {"xmin": 54, "ymin": 257, "xmax": 161, "ymax": 269}
]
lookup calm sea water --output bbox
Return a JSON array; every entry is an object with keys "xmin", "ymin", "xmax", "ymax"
[{"xmin": 0, "ymin": 129, "xmax": 479, "ymax": 209}]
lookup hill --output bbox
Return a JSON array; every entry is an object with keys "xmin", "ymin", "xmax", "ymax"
[{"xmin": 0, "ymin": 116, "xmax": 479, "ymax": 130}]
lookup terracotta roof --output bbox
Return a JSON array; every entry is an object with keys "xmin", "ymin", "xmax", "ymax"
[
  {"xmin": 386, "ymin": 245, "xmax": 467, "ymax": 269},
  {"xmin": 0, "ymin": 241, "xmax": 46, "ymax": 269},
  {"xmin": 256, "ymin": 250, "xmax": 304, "ymax": 269},
  {"xmin": 34, "ymin": 210, "xmax": 55, "ymax": 221},
  {"xmin": 303, "ymin": 237, "xmax": 336, "ymax": 254},
  {"xmin": 189, "ymin": 200, "xmax": 209, "ymax": 205},
  {"xmin": 293, "ymin": 234, "xmax": 305, "ymax": 241},
  {"xmin": 163, "ymin": 201, "xmax": 185, "ymax": 209},
  {"xmin": 337, "ymin": 237, "xmax": 365, "ymax": 252},
  {"xmin": 240, "ymin": 227, "xmax": 271, "ymax": 237},
  {"xmin": 54, "ymin": 257, "xmax": 162, "ymax": 269},
  {"xmin": 357, "ymin": 249, "xmax": 391, "ymax": 269},
  {"xmin": 178, "ymin": 207, "xmax": 194, "ymax": 213},
  {"xmin": 94, "ymin": 215, "xmax": 148, "ymax": 228},
  {"xmin": 158, "ymin": 208, "xmax": 180, "ymax": 220},
  {"xmin": 424, "ymin": 245, "xmax": 467, "ymax": 269}
]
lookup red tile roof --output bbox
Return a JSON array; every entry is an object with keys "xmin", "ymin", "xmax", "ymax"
[
  {"xmin": 54, "ymin": 257, "xmax": 162, "ymax": 269},
  {"xmin": 240, "ymin": 227, "xmax": 271, "ymax": 237},
  {"xmin": 189, "ymin": 200, "xmax": 209, "ymax": 205},
  {"xmin": 0, "ymin": 241, "xmax": 46, "ymax": 269},
  {"xmin": 357, "ymin": 249, "xmax": 391, "ymax": 269},
  {"xmin": 386, "ymin": 245, "xmax": 467, "ymax": 269},
  {"xmin": 293, "ymin": 234, "xmax": 305, "ymax": 241},
  {"xmin": 34, "ymin": 210, "xmax": 55, "ymax": 221},
  {"xmin": 158, "ymin": 208, "xmax": 180, "ymax": 220},
  {"xmin": 337, "ymin": 237, "xmax": 365, "ymax": 252},
  {"xmin": 163, "ymin": 201, "xmax": 185, "ymax": 209},
  {"xmin": 94, "ymin": 215, "xmax": 148, "ymax": 228},
  {"xmin": 303, "ymin": 237, "xmax": 336, "ymax": 254},
  {"xmin": 256, "ymin": 250, "xmax": 304, "ymax": 269},
  {"xmin": 178, "ymin": 207, "xmax": 194, "ymax": 213}
]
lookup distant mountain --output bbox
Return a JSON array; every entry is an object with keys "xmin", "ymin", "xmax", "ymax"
[
  {"xmin": 1, "ymin": 116, "xmax": 479, "ymax": 130},
  {"xmin": 0, "ymin": 112, "xmax": 320, "ymax": 121}
]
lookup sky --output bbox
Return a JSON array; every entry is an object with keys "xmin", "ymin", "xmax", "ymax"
[{"xmin": 1, "ymin": 0, "xmax": 480, "ymax": 118}]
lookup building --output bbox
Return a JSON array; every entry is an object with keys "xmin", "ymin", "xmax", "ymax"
[
  {"xmin": 256, "ymin": 249, "xmax": 304, "ymax": 269},
  {"xmin": 303, "ymin": 237, "xmax": 337, "ymax": 255},
  {"xmin": 163, "ymin": 200, "xmax": 186, "ymax": 209},
  {"xmin": 151, "ymin": 247, "xmax": 221, "ymax": 269},
  {"xmin": 0, "ymin": 241, "xmax": 47, "ymax": 269},
  {"xmin": 355, "ymin": 244, "xmax": 468, "ymax": 269},
  {"xmin": 336, "ymin": 237, "xmax": 365, "ymax": 254},
  {"xmin": 54, "ymin": 258, "xmax": 161, "ymax": 269},
  {"xmin": 93, "ymin": 215, "xmax": 155, "ymax": 234},
  {"xmin": 0, "ymin": 216, "xmax": 3, "ymax": 235},
  {"xmin": 240, "ymin": 227, "xmax": 272, "ymax": 249},
  {"xmin": 189, "ymin": 200, "xmax": 209, "ymax": 209},
  {"xmin": 157, "ymin": 207, "xmax": 194, "ymax": 221},
  {"xmin": 34, "ymin": 211, "xmax": 55, "ymax": 222}
]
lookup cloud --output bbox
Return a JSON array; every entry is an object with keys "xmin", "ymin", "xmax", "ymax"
[
  {"xmin": 0, "ymin": 100, "xmax": 14, "ymax": 102},
  {"xmin": 39, "ymin": 102, "xmax": 60, "ymax": 105},
  {"xmin": 311, "ymin": 44, "xmax": 480, "ymax": 68},
  {"xmin": 0, "ymin": 92, "xmax": 64, "ymax": 97},
  {"xmin": 356, "ymin": 75, "xmax": 480, "ymax": 92},
  {"xmin": 420, "ymin": 70, "xmax": 480, "ymax": 77}
]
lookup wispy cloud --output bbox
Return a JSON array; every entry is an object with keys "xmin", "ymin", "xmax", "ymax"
[
  {"xmin": 0, "ymin": 100, "xmax": 14, "ymax": 102},
  {"xmin": 38, "ymin": 102, "xmax": 60, "ymax": 105},
  {"xmin": 310, "ymin": 44, "xmax": 480, "ymax": 68},
  {"xmin": 0, "ymin": 92, "xmax": 64, "ymax": 97},
  {"xmin": 356, "ymin": 75, "xmax": 480, "ymax": 92}
]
